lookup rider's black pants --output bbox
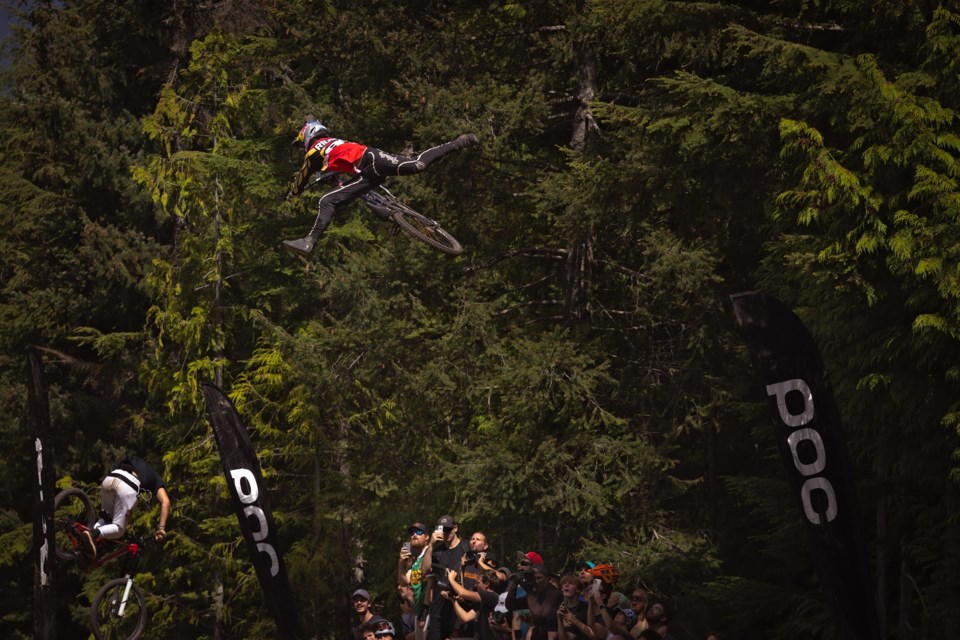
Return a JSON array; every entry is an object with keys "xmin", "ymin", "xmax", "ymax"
[{"xmin": 305, "ymin": 139, "xmax": 464, "ymax": 238}]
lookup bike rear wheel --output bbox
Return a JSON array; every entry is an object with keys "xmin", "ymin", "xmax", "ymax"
[
  {"xmin": 90, "ymin": 577, "xmax": 147, "ymax": 640},
  {"xmin": 53, "ymin": 488, "xmax": 95, "ymax": 561},
  {"xmin": 362, "ymin": 190, "xmax": 463, "ymax": 255}
]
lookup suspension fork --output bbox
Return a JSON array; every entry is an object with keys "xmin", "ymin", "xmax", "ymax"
[{"xmin": 115, "ymin": 575, "xmax": 136, "ymax": 616}]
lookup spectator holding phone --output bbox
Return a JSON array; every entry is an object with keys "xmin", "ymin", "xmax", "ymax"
[
  {"xmin": 426, "ymin": 515, "xmax": 468, "ymax": 640},
  {"xmin": 399, "ymin": 520, "xmax": 433, "ymax": 629},
  {"xmin": 556, "ymin": 573, "xmax": 593, "ymax": 640}
]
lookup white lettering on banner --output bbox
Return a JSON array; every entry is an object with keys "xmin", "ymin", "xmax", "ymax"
[
  {"xmin": 766, "ymin": 379, "xmax": 838, "ymax": 524},
  {"xmin": 228, "ymin": 468, "xmax": 279, "ymax": 576},
  {"xmin": 787, "ymin": 428, "xmax": 826, "ymax": 476},
  {"xmin": 257, "ymin": 542, "xmax": 280, "ymax": 576},
  {"xmin": 768, "ymin": 378, "xmax": 815, "ymax": 427},
  {"xmin": 36, "ymin": 438, "xmax": 50, "ymax": 586},
  {"xmin": 230, "ymin": 468, "xmax": 259, "ymax": 504},
  {"xmin": 801, "ymin": 477, "xmax": 838, "ymax": 522},
  {"xmin": 244, "ymin": 505, "xmax": 269, "ymax": 542}
]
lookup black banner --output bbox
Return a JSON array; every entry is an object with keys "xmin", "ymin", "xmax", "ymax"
[
  {"xmin": 201, "ymin": 382, "xmax": 303, "ymax": 639},
  {"xmin": 730, "ymin": 291, "xmax": 881, "ymax": 639},
  {"xmin": 26, "ymin": 346, "xmax": 56, "ymax": 639}
]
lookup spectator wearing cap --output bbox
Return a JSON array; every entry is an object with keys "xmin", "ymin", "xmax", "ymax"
[
  {"xmin": 398, "ymin": 521, "xmax": 433, "ymax": 627},
  {"xmin": 611, "ymin": 606, "xmax": 639, "ymax": 637},
  {"xmin": 352, "ymin": 588, "xmax": 387, "ymax": 640},
  {"xmin": 518, "ymin": 550, "xmax": 544, "ymax": 568},
  {"xmin": 575, "ymin": 560, "xmax": 595, "ymax": 595},
  {"xmin": 512, "ymin": 551, "xmax": 542, "ymax": 639},
  {"xmin": 506, "ymin": 562, "xmax": 562, "ymax": 640},
  {"xmin": 426, "ymin": 515, "xmax": 468, "ymax": 640},
  {"xmin": 373, "ymin": 619, "xmax": 398, "ymax": 640}
]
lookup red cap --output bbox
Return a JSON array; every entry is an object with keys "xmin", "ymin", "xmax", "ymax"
[{"xmin": 518, "ymin": 551, "xmax": 544, "ymax": 565}]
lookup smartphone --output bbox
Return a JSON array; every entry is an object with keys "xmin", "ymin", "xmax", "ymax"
[
  {"xmin": 402, "ymin": 541, "xmax": 412, "ymax": 554},
  {"xmin": 435, "ymin": 525, "xmax": 445, "ymax": 533},
  {"xmin": 592, "ymin": 578, "xmax": 602, "ymax": 596}
]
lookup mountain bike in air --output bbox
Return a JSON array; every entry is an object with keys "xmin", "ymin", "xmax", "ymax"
[
  {"xmin": 54, "ymin": 487, "xmax": 152, "ymax": 640},
  {"xmin": 304, "ymin": 174, "xmax": 464, "ymax": 256}
]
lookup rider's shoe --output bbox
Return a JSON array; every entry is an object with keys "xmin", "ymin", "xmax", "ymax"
[
  {"xmin": 81, "ymin": 528, "xmax": 98, "ymax": 559},
  {"xmin": 453, "ymin": 133, "xmax": 479, "ymax": 150},
  {"xmin": 282, "ymin": 235, "xmax": 317, "ymax": 256}
]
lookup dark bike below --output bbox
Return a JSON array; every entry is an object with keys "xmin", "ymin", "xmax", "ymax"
[
  {"xmin": 54, "ymin": 487, "xmax": 150, "ymax": 640},
  {"xmin": 304, "ymin": 174, "xmax": 464, "ymax": 256}
]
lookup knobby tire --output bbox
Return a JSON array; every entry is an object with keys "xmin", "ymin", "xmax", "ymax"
[
  {"xmin": 362, "ymin": 190, "xmax": 463, "ymax": 256},
  {"xmin": 90, "ymin": 577, "xmax": 147, "ymax": 640},
  {"xmin": 53, "ymin": 488, "xmax": 95, "ymax": 561}
]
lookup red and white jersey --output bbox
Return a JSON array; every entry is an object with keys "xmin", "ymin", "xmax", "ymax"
[{"xmin": 307, "ymin": 137, "xmax": 367, "ymax": 174}]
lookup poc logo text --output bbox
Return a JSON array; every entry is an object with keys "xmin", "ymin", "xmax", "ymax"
[
  {"xmin": 230, "ymin": 468, "xmax": 280, "ymax": 576},
  {"xmin": 766, "ymin": 378, "xmax": 838, "ymax": 524}
]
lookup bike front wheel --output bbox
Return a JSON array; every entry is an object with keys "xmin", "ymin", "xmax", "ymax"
[
  {"xmin": 53, "ymin": 488, "xmax": 95, "ymax": 561},
  {"xmin": 90, "ymin": 577, "xmax": 147, "ymax": 640},
  {"xmin": 362, "ymin": 190, "xmax": 463, "ymax": 255}
]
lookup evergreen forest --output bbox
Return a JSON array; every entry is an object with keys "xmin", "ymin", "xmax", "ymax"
[{"xmin": 2, "ymin": 1, "xmax": 960, "ymax": 638}]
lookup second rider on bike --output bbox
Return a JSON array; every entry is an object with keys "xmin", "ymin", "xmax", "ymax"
[
  {"xmin": 282, "ymin": 116, "xmax": 478, "ymax": 256},
  {"xmin": 82, "ymin": 455, "xmax": 171, "ymax": 559}
]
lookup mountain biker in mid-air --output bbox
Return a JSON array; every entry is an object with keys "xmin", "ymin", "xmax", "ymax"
[
  {"xmin": 282, "ymin": 116, "xmax": 479, "ymax": 256},
  {"xmin": 81, "ymin": 455, "xmax": 171, "ymax": 559}
]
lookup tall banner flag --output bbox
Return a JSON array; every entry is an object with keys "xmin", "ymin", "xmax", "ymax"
[
  {"xmin": 730, "ymin": 291, "xmax": 881, "ymax": 639},
  {"xmin": 201, "ymin": 382, "xmax": 303, "ymax": 639},
  {"xmin": 26, "ymin": 346, "xmax": 56, "ymax": 639}
]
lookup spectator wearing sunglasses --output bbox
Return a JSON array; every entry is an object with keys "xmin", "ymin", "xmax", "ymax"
[
  {"xmin": 627, "ymin": 589, "xmax": 650, "ymax": 636},
  {"xmin": 398, "ymin": 522, "xmax": 433, "ymax": 630},
  {"xmin": 427, "ymin": 515, "xmax": 468, "ymax": 640},
  {"xmin": 509, "ymin": 551, "xmax": 543, "ymax": 640}
]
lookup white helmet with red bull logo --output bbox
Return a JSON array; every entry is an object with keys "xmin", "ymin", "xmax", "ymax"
[{"xmin": 295, "ymin": 116, "xmax": 329, "ymax": 152}]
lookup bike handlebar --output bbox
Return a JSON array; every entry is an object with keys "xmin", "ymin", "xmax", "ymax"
[{"xmin": 303, "ymin": 172, "xmax": 340, "ymax": 192}]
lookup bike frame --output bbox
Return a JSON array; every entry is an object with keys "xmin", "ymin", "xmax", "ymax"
[{"xmin": 65, "ymin": 521, "xmax": 145, "ymax": 574}]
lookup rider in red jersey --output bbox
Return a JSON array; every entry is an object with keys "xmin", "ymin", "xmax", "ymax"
[{"xmin": 282, "ymin": 116, "xmax": 478, "ymax": 256}]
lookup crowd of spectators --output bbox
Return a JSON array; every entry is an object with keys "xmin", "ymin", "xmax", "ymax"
[{"xmin": 350, "ymin": 515, "xmax": 722, "ymax": 640}]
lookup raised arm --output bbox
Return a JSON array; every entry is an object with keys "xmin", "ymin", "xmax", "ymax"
[{"xmin": 154, "ymin": 486, "xmax": 171, "ymax": 541}]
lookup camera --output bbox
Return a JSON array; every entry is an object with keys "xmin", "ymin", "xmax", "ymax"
[
  {"xmin": 432, "ymin": 565, "xmax": 451, "ymax": 592},
  {"xmin": 513, "ymin": 570, "xmax": 535, "ymax": 590},
  {"xmin": 463, "ymin": 550, "xmax": 478, "ymax": 564}
]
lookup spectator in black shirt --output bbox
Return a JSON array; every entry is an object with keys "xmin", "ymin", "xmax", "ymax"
[{"xmin": 426, "ymin": 515, "xmax": 468, "ymax": 640}]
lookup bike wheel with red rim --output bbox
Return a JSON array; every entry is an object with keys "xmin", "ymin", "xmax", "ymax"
[{"xmin": 53, "ymin": 488, "xmax": 95, "ymax": 561}]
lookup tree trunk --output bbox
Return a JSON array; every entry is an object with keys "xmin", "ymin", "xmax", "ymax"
[
  {"xmin": 875, "ymin": 441, "xmax": 887, "ymax": 635},
  {"xmin": 569, "ymin": 49, "xmax": 597, "ymax": 152},
  {"xmin": 898, "ymin": 488, "xmax": 910, "ymax": 639}
]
